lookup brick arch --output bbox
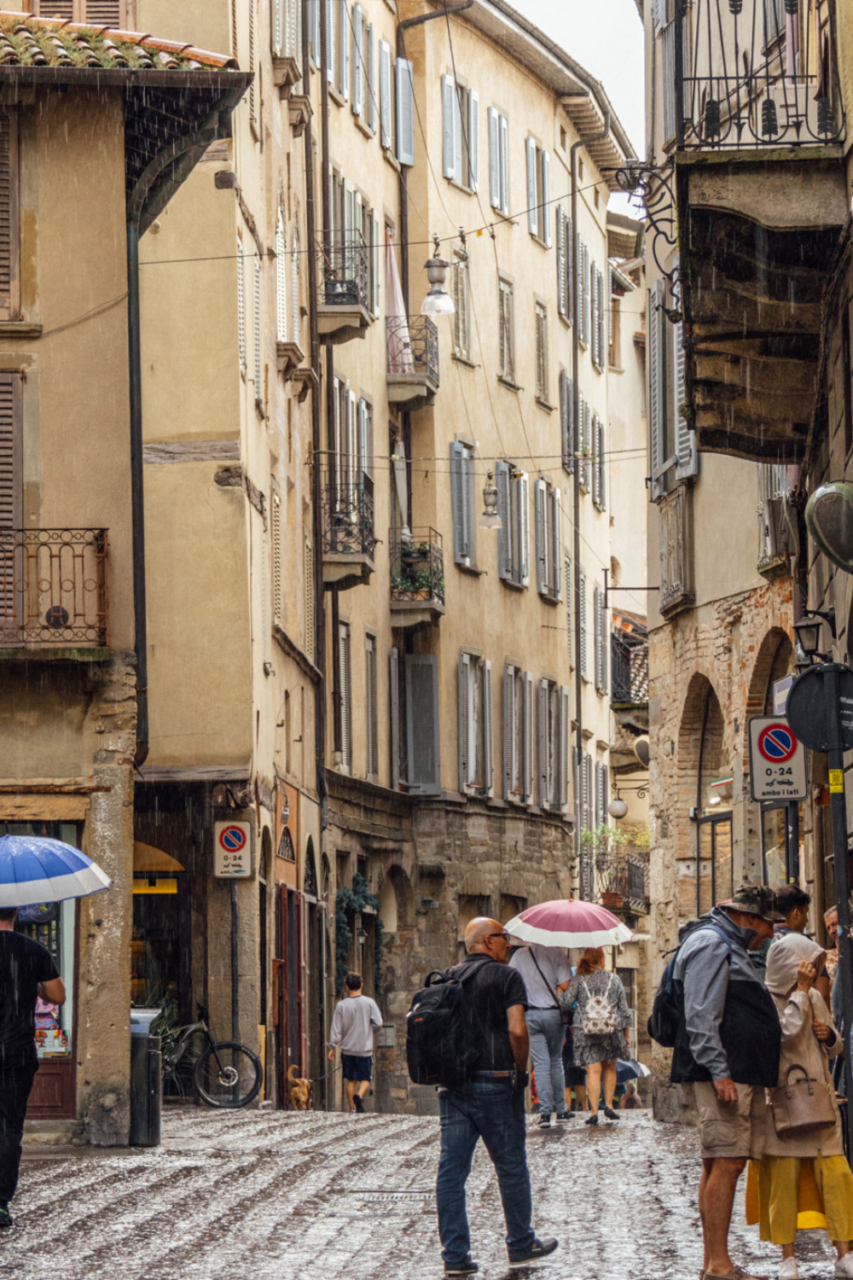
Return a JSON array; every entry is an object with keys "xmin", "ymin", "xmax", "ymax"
[
  {"xmin": 674, "ymin": 673, "xmax": 726, "ymax": 876},
  {"xmin": 742, "ymin": 628, "xmax": 794, "ymax": 776}
]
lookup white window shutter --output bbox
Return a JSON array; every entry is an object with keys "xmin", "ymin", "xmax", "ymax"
[
  {"xmin": 496, "ymin": 459, "xmax": 511, "ymax": 581},
  {"xmin": 275, "ymin": 212, "xmax": 287, "ymax": 343},
  {"xmin": 542, "ymin": 151, "xmax": 551, "ymax": 245},
  {"xmin": 442, "ymin": 74, "xmax": 456, "ymax": 178},
  {"xmin": 389, "ymin": 647, "xmax": 400, "ymax": 789},
  {"xmin": 503, "ymin": 664, "xmax": 514, "ymax": 800},
  {"xmin": 576, "ymin": 232, "xmax": 583, "ymax": 339},
  {"xmin": 370, "ymin": 210, "xmax": 381, "ymax": 316},
  {"xmin": 367, "ymin": 23, "xmax": 375, "ymax": 131},
  {"xmin": 564, "ymin": 556, "xmax": 572, "ymax": 663},
  {"xmin": 526, "ymin": 137, "xmax": 538, "ymax": 236},
  {"xmin": 523, "ymin": 671, "xmax": 534, "ymax": 803},
  {"xmin": 458, "ymin": 652, "xmax": 471, "ymax": 792},
  {"xmin": 559, "ymin": 686, "xmax": 570, "ymax": 810},
  {"xmin": 468, "ymin": 89, "xmax": 479, "ymax": 192},
  {"xmin": 556, "ymin": 209, "xmax": 567, "ymax": 318},
  {"xmin": 352, "ymin": 3, "xmax": 363, "ymax": 116},
  {"xmin": 519, "ymin": 472, "xmax": 530, "ymax": 586},
  {"xmin": 649, "ymin": 279, "xmax": 667, "ymax": 500},
  {"xmin": 499, "ymin": 115, "xmax": 509, "ymax": 215},
  {"xmin": 290, "ymin": 223, "xmax": 300, "ymax": 343},
  {"xmin": 535, "ymin": 478, "xmax": 547, "ymax": 594},
  {"xmin": 253, "ymin": 256, "xmax": 262, "ymax": 396},
  {"xmin": 325, "ymin": 0, "xmax": 335, "ymax": 83},
  {"xmin": 552, "ymin": 488, "xmax": 562, "ymax": 600},
  {"xmin": 538, "ymin": 679, "xmax": 549, "ymax": 807},
  {"xmin": 584, "ymin": 245, "xmax": 591, "ymax": 345},
  {"xmin": 340, "ymin": 0, "xmax": 349, "ymax": 99},
  {"xmin": 395, "ymin": 58, "xmax": 415, "ymax": 166},
  {"xmin": 483, "ymin": 660, "xmax": 493, "ymax": 796},
  {"xmin": 591, "ymin": 263, "xmax": 600, "ymax": 366},
  {"xmin": 566, "ymin": 214, "xmax": 574, "ymax": 325},
  {"xmin": 594, "ymin": 585, "xmax": 602, "ymax": 692},
  {"xmin": 488, "ymin": 107, "xmax": 500, "ymax": 209},
  {"xmin": 237, "ymin": 237, "xmax": 246, "ymax": 373},
  {"xmin": 579, "ymin": 571, "xmax": 587, "ymax": 680},
  {"xmin": 273, "ymin": 0, "xmax": 283, "ymax": 56},
  {"xmin": 673, "ymin": 275, "xmax": 697, "ymax": 478},
  {"xmin": 598, "ymin": 418, "xmax": 606, "ymax": 510},
  {"xmin": 379, "ymin": 41, "xmax": 392, "ymax": 149},
  {"xmin": 452, "ymin": 84, "xmax": 463, "ymax": 183},
  {"xmin": 451, "ymin": 442, "xmax": 470, "ymax": 564},
  {"xmin": 592, "ymin": 414, "xmax": 601, "ymax": 508}
]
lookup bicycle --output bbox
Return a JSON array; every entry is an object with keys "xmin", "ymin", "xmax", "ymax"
[{"xmin": 161, "ymin": 1004, "xmax": 263, "ymax": 1109}]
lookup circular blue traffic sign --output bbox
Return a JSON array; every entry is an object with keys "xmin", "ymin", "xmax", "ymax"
[
  {"xmin": 220, "ymin": 826, "xmax": 246, "ymax": 852},
  {"xmin": 757, "ymin": 723, "xmax": 797, "ymax": 764}
]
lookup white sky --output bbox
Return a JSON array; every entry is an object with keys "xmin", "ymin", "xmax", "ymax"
[{"xmin": 511, "ymin": 0, "xmax": 646, "ymax": 196}]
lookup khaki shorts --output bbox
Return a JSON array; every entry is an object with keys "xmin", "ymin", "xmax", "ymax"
[{"xmin": 682, "ymin": 1080, "xmax": 767, "ymax": 1160}]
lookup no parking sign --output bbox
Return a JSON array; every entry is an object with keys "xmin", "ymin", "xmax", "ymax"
[
  {"xmin": 748, "ymin": 717, "xmax": 807, "ymax": 802},
  {"xmin": 213, "ymin": 821, "xmax": 253, "ymax": 878}
]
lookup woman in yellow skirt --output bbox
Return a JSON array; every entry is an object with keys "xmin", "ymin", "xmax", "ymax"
[{"xmin": 746, "ymin": 932, "xmax": 853, "ymax": 1279}]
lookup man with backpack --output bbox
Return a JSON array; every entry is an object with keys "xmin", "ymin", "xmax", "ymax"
[
  {"xmin": 666, "ymin": 886, "xmax": 783, "ymax": 1280},
  {"xmin": 414, "ymin": 917, "xmax": 558, "ymax": 1277}
]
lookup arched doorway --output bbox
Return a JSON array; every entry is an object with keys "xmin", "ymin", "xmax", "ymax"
[
  {"xmin": 678, "ymin": 675, "xmax": 731, "ymax": 918},
  {"xmin": 745, "ymin": 629, "xmax": 797, "ymax": 885},
  {"xmin": 303, "ymin": 837, "xmax": 326, "ymax": 1104}
]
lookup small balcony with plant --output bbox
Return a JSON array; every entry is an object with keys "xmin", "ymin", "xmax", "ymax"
[
  {"xmin": 321, "ymin": 471, "xmax": 374, "ymax": 590},
  {"xmin": 389, "ymin": 527, "xmax": 445, "ymax": 628},
  {"xmin": 386, "ymin": 316, "xmax": 440, "ymax": 412},
  {"xmin": 315, "ymin": 230, "xmax": 370, "ymax": 344},
  {"xmin": 578, "ymin": 824, "xmax": 650, "ymax": 918}
]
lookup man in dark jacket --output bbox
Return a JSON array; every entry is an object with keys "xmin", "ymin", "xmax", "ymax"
[{"xmin": 672, "ymin": 886, "xmax": 782, "ymax": 1280}]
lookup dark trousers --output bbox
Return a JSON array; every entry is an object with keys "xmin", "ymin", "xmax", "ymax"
[
  {"xmin": 0, "ymin": 1063, "xmax": 37, "ymax": 1203},
  {"xmin": 436, "ymin": 1080, "xmax": 534, "ymax": 1268}
]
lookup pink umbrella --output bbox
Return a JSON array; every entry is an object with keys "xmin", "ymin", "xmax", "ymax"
[{"xmin": 504, "ymin": 899, "xmax": 633, "ymax": 949}]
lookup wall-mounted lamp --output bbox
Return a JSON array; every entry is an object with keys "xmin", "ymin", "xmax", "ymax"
[
  {"xmin": 608, "ymin": 796, "xmax": 628, "ymax": 820},
  {"xmin": 421, "ymin": 234, "xmax": 454, "ymax": 316},
  {"xmin": 479, "ymin": 471, "xmax": 502, "ymax": 529},
  {"xmin": 356, "ymin": 927, "xmax": 368, "ymax": 946},
  {"xmin": 793, "ymin": 608, "xmax": 835, "ymax": 664}
]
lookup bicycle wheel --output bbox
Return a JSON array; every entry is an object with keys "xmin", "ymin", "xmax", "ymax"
[{"xmin": 193, "ymin": 1041, "xmax": 263, "ymax": 1109}]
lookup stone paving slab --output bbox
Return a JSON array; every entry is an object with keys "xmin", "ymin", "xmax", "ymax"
[{"xmin": 1, "ymin": 1108, "xmax": 840, "ymax": 1279}]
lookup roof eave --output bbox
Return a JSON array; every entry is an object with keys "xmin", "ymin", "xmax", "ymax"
[{"xmin": 0, "ymin": 64, "xmax": 251, "ymax": 91}]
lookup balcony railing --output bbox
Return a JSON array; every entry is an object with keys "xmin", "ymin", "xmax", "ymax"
[
  {"xmin": 387, "ymin": 315, "xmax": 440, "ymax": 386},
  {"xmin": 316, "ymin": 230, "xmax": 368, "ymax": 311},
  {"xmin": 0, "ymin": 528, "xmax": 108, "ymax": 648},
  {"xmin": 675, "ymin": 0, "xmax": 845, "ymax": 150},
  {"xmin": 611, "ymin": 632, "xmax": 649, "ymax": 705},
  {"xmin": 390, "ymin": 528, "xmax": 444, "ymax": 606},
  {"xmin": 320, "ymin": 471, "xmax": 374, "ymax": 558}
]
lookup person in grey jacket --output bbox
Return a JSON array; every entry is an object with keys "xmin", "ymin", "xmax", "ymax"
[
  {"xmin": 509, "ymin": 943, "xmax": 573, "ymax": 1129},
  {"xmin": 671, "ymin": 886, "xmax": 782, "ymax": 1280},
  {"xmin": 328, "ymin": 972, "xmax": 383, "ymax": 1113}
]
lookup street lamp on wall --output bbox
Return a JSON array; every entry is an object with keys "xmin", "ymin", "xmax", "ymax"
[
  {"xmin": 793, "ymin": 608, "xmax": 836, "ymax": 666},
  {"xmin": 356, "ymin": 927, "xmax": 368, "ymax": 946},
  {"xmin": 421, "ymin": 234, "xmax": 454, "ymax": 316}
]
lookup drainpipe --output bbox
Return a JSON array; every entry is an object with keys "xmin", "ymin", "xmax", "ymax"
[
  {"xmin": 570, "ymin": 107, "xmax": 610, "ymax": 832},
  {"xmin": 126, "ymin": 219, "xmax": 149, "ymax": 767}
]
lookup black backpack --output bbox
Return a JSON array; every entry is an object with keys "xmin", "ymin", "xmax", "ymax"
[
  {"xmin": 647, "ymin": 922, "xmax": 732, "ymax": 1048},
  {"xmin": 406, "ymin": 959, "xmax": 489, "ymax": 1087}
]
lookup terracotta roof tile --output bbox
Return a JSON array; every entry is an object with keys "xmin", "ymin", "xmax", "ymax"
[{"xmin": 0, "ymin": 11, "xmax": 238, "ymax": 72}]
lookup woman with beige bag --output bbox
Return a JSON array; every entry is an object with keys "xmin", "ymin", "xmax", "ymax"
[{"xmin": 747, "ymin": 932, "xmax": 853, "ymax": 1279}]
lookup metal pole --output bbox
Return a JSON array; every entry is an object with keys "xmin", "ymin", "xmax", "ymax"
[
  {"xmin": 674, "ymin": 0, "xmax": 685, "ymax": 150},
  {"xmin": 231, "ymin": 880, "xmax": 239, "ymax": 1043},
  {"xmin": 126, "ymin": 219, "xmax": 149, "ymax": 766},
  {"xmin": 785, "ymin": 800, "xmax": 800, "ymax": 883},
  {"xmin": 825, "ymin": 665, "xmax": 853, "ymax": 1158}
]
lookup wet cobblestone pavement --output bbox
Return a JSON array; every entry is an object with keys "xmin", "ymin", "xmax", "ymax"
[{"xmin": 1, "ymin": 1108, "xmax": 840, "ymax": 1279}]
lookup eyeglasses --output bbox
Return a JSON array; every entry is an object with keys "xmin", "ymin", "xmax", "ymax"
[{"xmin": 487, "ymin": 932, "xmax": 511, "ymax": 943}]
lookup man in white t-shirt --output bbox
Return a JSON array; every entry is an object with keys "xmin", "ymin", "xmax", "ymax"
[
  {"xmin": 509, "ymin": 944, "xmax": 573, "ymax": 1128},
  {"xmin": 328, "ymin": 972, "xmax": 383, "ymax": 1113}
]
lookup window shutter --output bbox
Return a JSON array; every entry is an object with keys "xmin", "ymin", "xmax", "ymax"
[
  {"xmin": 366, "ymin": 637, "xmax": 378, "ymax": 779},
  {"xmin": 352, "ymin": 3, "xmax": 363, "ymax": 116},
  {"xmin": 564, "ymin": 556, "xmax": 572, "ymax": 664},
  {"xmin": 451, "ymin": 442, "xmax": 470, "ymax": 564},
  {"xmin": 325, "ymin": 0, "xmax": 335, "ymax": 84},
  {"xmin": 503, "ymin": 664, "xmax": 514, "ymax": 800},
  {"xmin": 452, "ymin": 85, "xmax": 464, "ymax": 185},
  {"xmin": 552, "ymin": 488, "xmax": 562, "ymax": 601},
  {"xmin": 467, "ymin": 89, "xmax": 479, "ymax": 192},
  {"xmin": 406, "ymin": 654, "xmax": 441, "ymax": 795},
  {"xmin": 559, "ymin": 686, "xmax": 570, "ymax": 810},
  {"xmin": 592, "ymin": 263, "xmax": 600, "ymax": 366},
  {"xmin": 652, "ymin": 0, "xmax": 666, "ymax": 36},
  {"xmin": 597, "ymin": 418, "xmax": 606, "ymax": 511},
  {"xmin": 395, "ymin": 58, "xmax": 415, "ymax": 166},
  {"xmin": 584, "ymin": 753, "xmax": 593, "ymax": 835},
  {"xmin": 366, "ymin": 23, "xmax": 375, "ymax": 131},
  {"xmin": 496, "ymin": 459, "xmax": 511, "ymax": 581},
  {"xmin": 458, "ymin": 652, "xmax": 471, "ymax": 792},
  {"xmin": 573, "ymin": 746, "xmax": 580, "ymax": 831},
  {"xmin": 566, "ymin": 213, "xmax": 573, "ymax": 325},
  {"xmin": 272, "ymin": 493, "xmax": 282, "ymax": 627},
  {"xmin": 379, "ymin": 41, "xmax": 392, "ymax": 148},
  {"xmin": 526, "ymin": 137, "xmax": 538, "ymax": 237},
  {"xmin": 304, "ymin": 540, "xmax": 315, "ymax": 658},
  {"xmin": 441, "ymin": 74, "xmax": 456, "ymax": 178},
  {"xmin": 288, "ymin": 0, "xmax": 300, "ymax": 62},
  {"xmin": 483, "ymin": 660, "xmax": 493, "ymax": 796},
  {"xmin": 253, "ymin": 256, "xmax": 262, "ymax": 395},
  {"xmin": 560, "ymin": 371, "xmax": 572, "ymax": 473},
  {"xmin": 584, "ymin": 245, "xmax": 591, "ymax": 346},
  {"xmin": 595, "ymin": 761, "xmax": 603, "ymax": 830},
  {"xmin": 290, "ymin": 222, "xmax": 300, "ymax": 344},
  {"xmin": 339, "ymin": 624, "xmax": 352, "ymax": 769},
  {"xmin": 522, "ymin": 671, "xmax": 534, "ymax": 803},
  {"xmin": 370, "ymin": 210, "xmax": 381, "ymax": 316},
  {"xmin": 273, "ymin": 0, "xmax": 283, "ymax": 57},
  {"xmin": 519, "ymin": 472, "xmax": 530, "ymax": 587},
  {"xmin": 535, "ymin": 479, "xmax": 547, "ymax": 594},
  {"xmin": 594, "ymin": 585, "xmax": 602, "ymax": 692},
  {"xmin": 237, "ymin": 238, "xmax": 246, "ymax": 373},
  {"xmin": 339, "ymin": 0, "xmax": 349, "ymax": 98},
  {"xmin": 488, "ymin": 107, "xmax": 500, "ymax": 209},
  {"xmin": 575, "ymin": 232, "xmax": 583, "ymax": 340},
  {"xmin": 309, "ymin": 0, "xmax": 319, "ymax": 60},
  {"xmin": 541, "ymin": 151, "xmax": 551, "ymax": 246},
  {"xmin": 607, "ymin": 264, "xmax": 614, "ymax": 357},
  {"xmin": 592, "ymin": 415, "xmax": 601, "ymax": 508},
  {"xmin": 81, "ymin": 0, "xmax": 126, "ymax": 22},
  {"xmin": 499, "ymin": 115, "xmax": 509, "ymax": 215},
  {"xmin": 537, "ymin": 679, "xmax": 549, "ymax": 807},
  {"xmin": 649, "ymin": 278, "xmax": 667, "ymax": 501},
  {"xmin": 347, "ymin": 389, "xmax": 358, "ymax": 495},
  {"xmin": 673, "ymin": 285, "xmax": 697, "ymax": 478},
  {"xmin": 276, "ymin": 212, "xmax": 287, "ymax": 343},
  {"xmin": 579, "ymin": 571, "xmax": 587, "ymax": 680},
  {"xmin": 600, "ymin": 594, "xmax": 608, "ymax": 694},
  {"xmin": 0, "ymin": 372, "xmax": 22, "ymax": 539},
  {"xmin": 389, "ymin": 646, "xmax": 400, "ymax": 789},
  {"xmin": 556, "ymin": 209, "xmax": 567, "ymax": 319}
]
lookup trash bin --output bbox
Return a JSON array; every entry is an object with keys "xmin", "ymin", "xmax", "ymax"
[{"xmin": 130, "ymin": 1008, "xmax": 162, "ymax": 1148}]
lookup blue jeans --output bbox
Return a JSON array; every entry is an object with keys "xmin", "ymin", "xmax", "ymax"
[
  {"xmin": 436, "ymin": 1080, "xmax": 534, "ymax": 1267},
  {"xmin": 526, "ymin": 1008, "xmax": 566, "ymax": 1117}
]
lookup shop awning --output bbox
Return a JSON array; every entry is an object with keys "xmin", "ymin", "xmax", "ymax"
[{"xmin": 133, "ymin": 842, "xmax": 184, "ymax": 874}]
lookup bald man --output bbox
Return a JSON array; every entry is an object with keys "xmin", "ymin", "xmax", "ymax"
[{"xmin": 434, "ymin": 917, "xmax": 558, "ymax": 1277}]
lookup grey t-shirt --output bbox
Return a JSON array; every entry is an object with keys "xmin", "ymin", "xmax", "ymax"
[
  {"xmin": 328, "ymin": 993, "xmax": 383, "ymax": 1057},
  {"xmin": 509, "ymin": 944, "xmax": 573, "ymax": 1010}
]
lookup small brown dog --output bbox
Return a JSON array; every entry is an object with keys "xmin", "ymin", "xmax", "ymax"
[{"xmin": 287, "ymin": 1064, "xmax": 312, "ymax": 1111}]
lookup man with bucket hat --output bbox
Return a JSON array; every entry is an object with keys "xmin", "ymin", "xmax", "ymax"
[{"xmin": 671, "ymin": 885, "xmax": 784, "ymax": 1280}]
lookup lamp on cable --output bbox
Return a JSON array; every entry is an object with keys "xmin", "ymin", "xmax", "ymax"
[
  {"xmin": 479, "ymin": 471, "xmax": 502, "ymax": 530},
  {"xmin": 421, "ymin": 233, "xmax": 454, "ymax": 316}
]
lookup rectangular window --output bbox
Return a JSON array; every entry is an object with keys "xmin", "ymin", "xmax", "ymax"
[
  {"xmin": 352, "ymin": 3, "xmax": 364, "ymax": 116},
  {"xmin": 488, "ymin": 107, "xmax": 509, "ymax": 215},
  {"xmin": 556, "ymin": 206, "xmax": 573, "ymax": 325},
  {"xmin": 458, "ymin": 652, "xmax": 493, "ymax": 795},
  {"xmin": 534, "ymin": 301, "xmax": 549, "ymax": 405},
  {"xmin": 525, "ymin": 137, "xmax": 551, "ymax": 245},
  {"xmin": 591, "ymin": 263, "xmax": 601, "ymax": 369},
  {"xmin": 338, "ymin": 621, "xmax": 352, "ymax": 771},
  {"xmin": 325, "ymin": 0, "xmax": 337, "ymax": 89},
  {"xmin": 495, "ymin": 461, "xmax": 529, "ymax": 588},
  {"xmin": 237, "ymin": 235, "xmax": 246, "ymax": 374},
  {"xmin": 442, "ymin": 76, "xmax": 478, "ymax": 190},
  {"xmin": 757, "ymin": 463, "xmax": 790, "ymax": 572},
  {"xmin": 595, "ymin": 759, "xmax": 610, "ymax": 831},
  {"xmin": 358, "ymin": 397, "xmax": 373, "ymax": 482},
  {"xmin": 304, "ymin": 538, "xmax": 315, "ymax": 659},
  {"xmin": 610, "ymin": 292, "xmax": 621, "ymax": 368},
  {"xmin": 403, "ymin": 653, "xmax": 441, "ymax": 795},
  {"xmin": 33, "ymin": 1, "xmax": 128, "ymax": 19},
  {"xmin": 379, "ymin": 39, "xmax": 393, "ymax": 150},
  {"xmin": 275, "ymin": 211, "xmax": 287, "ymax": 344},
  {"xmin": 365, "ymin": 633, "xmax": 378, "ymax": 781},
  {"xmin": 579, "ymin": 571, "xmax": 588, "ymax": 682},
  {"xmin": 594, "ymin": 585, "xmax": 608, "ymax": 695},
  {"xmin": 271, "ymin": 491, "xmax": 283, "ymax": 628},
  {"xmin": 538, "ymin": 678, "xmax": 569, "ymax": 811},
  {"xmin": 499, "ymin": 277, "xmax": 515, "ymax": 385},
  {"xmin": 650, "ymin": 262, "xmax": 696, "ymax": 501},
  {"xmin": 560, "ymin": 370, "xmax": 575, "ymax": 474},
  {"xmin": 503, "ymin": 663, "xmax": 531, "ymax": 802},
  {"xmin": 579, "ymin": 398, "xmax": 591, "ymax": 494},
  {"xmin": 450, "ymin": 441, "xmax": 476, "ymax": 567},
  {"xmin": 395, "ymin": 58, "xmax": 415, "ymax": 166},
  {"xmin": 366, "ymin": 22, "xmax": 376, "ymax": 132},
  {"xmin": 564, "ymin": 556, "xmax": 572, "ymax": 666},
  {"xmin": 593, "ymin": 415, "xmax": 606, "ymax": 511},
  {"xmin": 534, "ymin": 479, "xmax": 562, "ymax": 602},
  {"xmin": 452, "ymin": 252, "xmax": 471, "ymax": 362}
]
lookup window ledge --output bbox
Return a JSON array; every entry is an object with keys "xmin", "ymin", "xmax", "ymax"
[
  {"xmin": 537, "ymin": 592, "xmax": 560, "ymax": 607},
  {"xmin": 329, "ymin": 86, "xmax": 348, "ymax": 109},
  {"xmin": 354, "ymin": 115, "xmax": 375, "ymax": 140},
  {"xmin": 528, "ymin": 234, "xmax": 550, "ymax": 250},
  {"xmin": 446, "ymin": 176, "xmax": 474, "ymax": 196},
  {"xmin": 535, "ymin": 397, "xmax": 554, "ymax": 414},
  {"xmin": 0, "ymin": 321, "xmax": 42, "ymax": 339},
  {"xmin": 452, "ymin": 353, "xmax": 477, "ymax": 369},
  {"xmin": 559, "ymin": 315, "xmax": 573, "ymax": 330},
  {"xmin": 383, "ymin": 148, "xmax": 401, "ymax": 174},
  {"xmin": 608, "ymin": 363, "xmax": 624, "ymax": 374},
  {"xmin": 456, "ymin": 562, "xmax": 484, "ymax": 577},
  {"xmin": 500, "ymin": 577, "xmax": 526, "ymax": 592},
  {"xmin": 498, "ymin": 376, "xmax": 520, "ymax": 392}
]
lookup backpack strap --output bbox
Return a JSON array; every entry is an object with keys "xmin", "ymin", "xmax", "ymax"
[{"xmin": 529, "ymin": 948, "xmax": 560, "ymax": 1010}]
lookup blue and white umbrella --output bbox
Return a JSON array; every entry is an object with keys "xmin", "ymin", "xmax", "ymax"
[
  {"xmin": 616, "ymin": 1058, "xmax": 651, "ymax": 1085},
  {"xmin": 0, "ymin": 835, "xmax": 111, "ymax": 908}
]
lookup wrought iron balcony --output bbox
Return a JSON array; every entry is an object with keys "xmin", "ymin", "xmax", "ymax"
[
  {"xmin": 316, "ymin": 231, "xmax": 370, "ymax": 343},
  {"xmin": 674, "ymin": 0, "xmax": 845, "ymax": 150},
  {"xmin": 390, "ymin": 527, "xmax": 445, "ymax": 627},
  {"xmin": 386, "ymin": 316, "xmax": 440, "ymax": 410},
  {"xmin": 320, "ymin": 471, "xmax": 374, "ymax": 590},
  {"xmin": 590, "ymin": 846, "xmax": 650, "ymax": 915},
  {"xmin": 611, "ymin": 632, "xmax": 649, "ymax": 706},
  {"xmin": 0, "ymin": 528, "xmax": 108, "ymax": 649}
]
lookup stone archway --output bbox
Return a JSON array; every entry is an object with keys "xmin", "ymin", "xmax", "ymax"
[
  {"xmin": 675, "ymin": 674, "xmax": 727, "ymax": 922},
  {"xmin": 743, "ymin": 628, "xmax": 795, "ymax": 888}
]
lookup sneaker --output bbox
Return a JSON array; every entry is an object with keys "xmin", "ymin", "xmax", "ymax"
[
  {"xmin": 834, "ymin": 1258, "xmax": 853, "ymax": 1279},
  {"xmin": 554, "ymin": 1112, "xmax": 574, "ymax": 1122},
  {"xmin": 0, "ymin": 1203, "xmax": 11, "ymax": 1229},
  {"xmin": 508, "ymin": 1237, "xmax": 559, "ymax": 1265},
  {"xmin": 778, "ymin": 1260, "xmax": 799, "ymax": 1280},
  {"xmin": 706, "ymin": 1270, "xmax": 768, "ymax": 1280},
  {"xmin": 538, "ymin": 1113, "xmax": 552, "ymax": 1129},
  {"xmin": 584, "ymin": 1113, "xmax": 599, "ymax": 1126},
  {"xmin": 603, "ymin": 1105, "xmax": 620, "ymax": 1121},
  {"xmin": 445, "ymin": 1258, "xmax": 478, "ymax": 1276},
  {"xmin": 353, "ymin": 1094, "xmax": 365, "ymax": 1114}
]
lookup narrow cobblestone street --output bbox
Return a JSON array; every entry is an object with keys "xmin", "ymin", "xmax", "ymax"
[{"xmin": 0, "ymin": 1108, "xmax": 840, "ymax": 1280}]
